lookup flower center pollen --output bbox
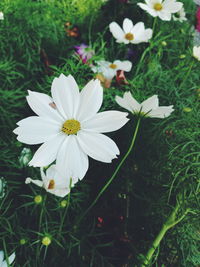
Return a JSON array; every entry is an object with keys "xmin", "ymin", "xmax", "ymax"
[
  {"xmin": 48, "ymin": 179, "xmax": 55, "ymax": 189},
  {"xmin": 62, "ymin": 119, "xmax": 81, "ymax": 135},
  {"xmin": 109, "ymin": 63, "xmax": 117, "ymax": 69},
  {"xmin": 125, "ymin": 33, "xmax": 134, "ymax": 41},
  {"xmin": 154, "ymin": 3, "xmax": 163, "ymax": 11}
]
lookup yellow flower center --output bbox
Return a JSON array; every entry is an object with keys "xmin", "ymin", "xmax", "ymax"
[
  {"xmin": 125, "ymin": 33, "xmax": 134, "ymax": 41},
  {"xmin": 62, "ymin": 119, "xmax": 81, "ymax": 135},
  {"xmin": 154, "ymin": 3, "xmax": 163, "ymax": 11},
  {"xmin": 109, "ymin": 63, "xmax": 117, "ymax": 69},
  {"xmin": 48, "ymin": 179, "xmax": 55, "ymax": 189}
]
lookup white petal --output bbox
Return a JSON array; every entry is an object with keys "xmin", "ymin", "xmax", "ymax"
[
  {"xmin": 47, "ymin": 187, "xmax": 70, "ymax": 198},
  {"xmin": 26, "ymin": 90, "xmax": 64, "ymax": 122},
  {"xmin": 148, "ymin": 106, "xmax": 174, "ymax": 118},
  {"xmin": 25, "ymin": 178, "xmax": 43, "ymax": 187},
  {"xmin": 158, "ymin": 11, "xmax": 171, "ymax": 21},
  {"xmin": 114, "ymin": 60, "xmax": 132, "ymax": 72},
  {"xmin": 123, "ymin": 18, "xmax": 134, "ymax": 33},
  {"xmin": 109, "ymin": 22, "xmax": 125, "ymax": 43},
  {"xmin": 163, "ymin": 0, "xmax": 183, "ymax": 13},
  {"xmin": 82, "ymin": 111, "xmax": 129, "ymax": 133},
  {"xmin": 137, "ymin": 3, "xmax": 157, "ymax": 17},
  {"xmin": 13, "ymin": 116, "xmax": 62, "ymax": 145},
  {"xmin": 29, "ymin": 133, "xmax": 66, "ymax": 167},
  {"xmin": 141, "ymin": 95, "xmax": 159, "ymax": 113},
  {"xmin": 77, "ymin": 131, "xmax": 119, "ymax": 163},
  {"xmin": 0, "ymin": 251, "xmax": 4, "ymax": 265},
  {"xmin": 51, "ymin": 74, "xmax": 80, "ymax": 118},
  {"xmin": 77, "ymin": 79, "xmax": 103, "ymax": 122},
  {"xmin": 115, "ymin": 92, "xmax": 141, "ymax": 113},
  {"xmin": 8, "ymin": 253, "xmax": 15, "ymax": 265},
  {"xmin": 56, "ymin": 135, "xmax": 89, "ymax": 181}
]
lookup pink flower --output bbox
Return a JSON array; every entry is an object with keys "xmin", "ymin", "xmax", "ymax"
[
  {"xmin": 196, "ymin": 7, "xmax": 200, "ymax": 32},
  {"xmin": 74, "ymin": 44, "xmax": 95, "ymax": 64}
]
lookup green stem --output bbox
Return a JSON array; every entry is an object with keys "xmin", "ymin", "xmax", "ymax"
[
  {"xmin": 76, "ymin": 118, "xmax": 141, "ymax": 226},
  {"xmin": 58, "ymin": 178, "xmax": 72, "ymax": 235},
  {"xmin": 179, "ymin": 61, "xmax": 195, "ymax": 88},
  {"xmin": 141, "ymin": 201, "xmax": 190, "ymax": 267}
]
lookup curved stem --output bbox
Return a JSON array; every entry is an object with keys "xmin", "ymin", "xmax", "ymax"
[
  {"xmin": 140, "ymin": 201, "xmax": 190, "ymax": 267},
  {"xmin": 76, "ymin": 118, "xmax": 141, "ymax": 226}
]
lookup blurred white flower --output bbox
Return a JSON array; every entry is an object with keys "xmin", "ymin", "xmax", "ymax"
[
  {"xmin": 137, "ymin": 0, "xmax": 183, "ymax": 21},
  {"xmin": 173, "ymin": 7, "xmax": 187, "ymax": 22},
  {"xmin": 14, "ymin": 74, "xmax": 129, "ymax": 180},
  {"xmin": 92, "ymin": 59, "xmax": 132, "ymax": 80},
  {"xmin": 109, "ymin": 18, "xmax": 152, "ymax": 44},
  {"xmin": 0, "ymin": 177, "xmax": 6, "ymax": 199},
  {"xmin": 0, "ymin": 250, "xmax": 15, "ymax": 267},
  {"xmin": 193, "ymin": 46, "xmax": 200, "ymax": 61},
  {"xmin": 194, "ymin": 0, "xmax": 200, "ymax": 5},
  {"xmin": 0, "ymin": 12, "xmax": 4, "ymax": 20},
  {"xmin": 25, "ymin": 165, "xmax": 73, "ymax": 197},
  {"xmin": 19, "ymin": 147, "xmax": 32, "ymax": 167},
  {"xmin": 115, "ymin": 92, "xmax": 174, "ymax": 118}
]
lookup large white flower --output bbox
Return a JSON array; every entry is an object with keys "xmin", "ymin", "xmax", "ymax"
[
  {"xmin": 14, "ymin": 74, "xmax": 129, "ymax": 180},
  {"xmin": 115, "ymin": 92, "xmax": 174, "ymax": 118},
  {"xmin": 193, "ymin": 46, "xmax": 200, "ymax": 61},
  {"xmin": 92, "ymin": 59, "xmax": 132, "ymax": 80},
  {"xmin": 25, "ymin": 165, "xmax": 73, "ymax": 197},
  {"xmin": 0, "ymin": 251, "xmax": 15, "ymax": 267},
  {"xmin": 137, "ymin": 0, "xmax": 183, "ymax": 21},
  {"xmin": 109, "ymin": 18, "xmax": 153, "ymax": 44}
]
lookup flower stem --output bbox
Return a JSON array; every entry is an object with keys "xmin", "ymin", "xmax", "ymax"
[
  {"xmin": 76, "ymin": 117, "xmax": 141, "ymax": 226},
  {"xmin": 179, "ymin": 61, "xmax": 195, "ymax": 88},
  {"xmin": 140, "ymin": 199, "xmax": 190, "ymax": 267}
]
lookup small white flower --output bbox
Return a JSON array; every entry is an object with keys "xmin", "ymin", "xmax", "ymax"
[
  {"xmin": 0, "ymin": 12, "xmax": 4, "ymax": 20},
  {"xmin": 25, "ymin": 165, "xmax": 73, "ymax": 197},
  {"xmin": 92, "ymin": 60, "xmax": 132, "ymax": 80},
  {"xmin": 115, "ymin": 92, "xmax": 174, "ymax": 118},
  {"xmin": 137, "ymin": 0, "xmax": 183, "ymax": 21},
  {"xmin": 193, "ymin": 46, "xmax": 200, "ymax": 61},
  {"xmin": 14, "ymin": 74, "xmax": 129, "ymax": 181},
  {"xmin": 173, "ymin": 7, "xmax": 187, "ymax": 22},
  {"xmin": 0, "ymin": 250, "xmax": 15, "ymax": 267},
  {"xmin": 109, "ymin": 18, "xmax": 153, "ymax": 44}
]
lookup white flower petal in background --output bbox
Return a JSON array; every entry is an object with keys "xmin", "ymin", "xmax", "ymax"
[
  {"xmin": 0, "ymin": 12, "xmax": 4, "ymax": 20},
  {"xmin": 14, "ymin": 74, "xmax": 129, "ymax": 182},
  {"xmin": 172, "ymin": 7, "xmax": 187, "ymax": 22},
  {"xmin": 109, "ymin": 18, "xmax": 152, "ymax": 44},
  {"xmin": 92, "ymin": 59, "xmax": 132, "ymax": 80},
  {"xmin": 0, "ymin": 250, "xmax": 15, "ymax": 267},
  {"xmin": 25, "ymin": 165, "xmax": 72, "ymax": 197},
  {"xmin": 193, "ymin": 46, "xmax": 200, "ymax": 61},
  {"xmin": 137, "ymin": 0, "xmax": 183, "ymax": 21},
  {"xmin": 116, "ymin": 92, "xmax": 174, "ymax": 118},
  {"xmin": 19, "ymin": 147, "xmax": 32, "ymax": 167}
]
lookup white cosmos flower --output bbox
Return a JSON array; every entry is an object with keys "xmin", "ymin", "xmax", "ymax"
[
  {"xmin": 0, "ymin": 12, "xmax": 4, "ymax": 20},
  {"xmin": 137, "ymin": 0, "xmax": 183, "ymax": 21},
  {"xmin": 25, "ymin": 165, "xmax": 72, "ymax": 197},
  {"xmin": 193, "ymin": 46, "xmax": 200, "ymax": 61},
  {"xmin": 109, "ymin": 18, "xmax": 153, "ymax": 44},
  {"xmin": 172, "ymin": 7, "xmax": 187, "ymax": 22},
  {"xmin": 115, "ymin": 92, "xmax": 174, "ymax": 118},
  {"xmin": 0, "ymin": 250, "xmax": 15, "ymax": 267},
  {"xmin": 92, "ymin": 60, "xmax": 132, "ymax": 80},
  {"xmin": 14, "ymin": 74, "xmax": 129, "ymax": 180}
]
